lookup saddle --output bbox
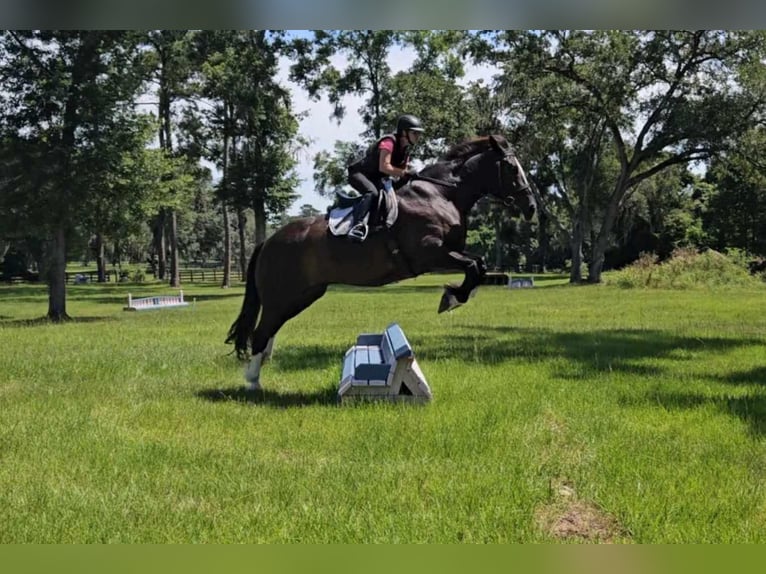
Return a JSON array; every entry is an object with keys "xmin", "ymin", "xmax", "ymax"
[{"xmin": 327, "ymin": 182, "xmax": 399, "ymax": 241}]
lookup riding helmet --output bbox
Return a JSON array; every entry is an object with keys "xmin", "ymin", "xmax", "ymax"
[{"xmin": 396, "ymin": 114, "xmax": 425, "ymax": 134}]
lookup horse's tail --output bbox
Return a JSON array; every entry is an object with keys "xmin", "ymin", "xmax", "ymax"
[{"xmin": 225, "ymin": 242, "xmax": 264, "ymax": 359}]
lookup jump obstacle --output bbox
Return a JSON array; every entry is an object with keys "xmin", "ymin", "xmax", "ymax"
[
  {"xmin": 508, "ymin": 275, "xmax": 535, "ymax": 289},
  {"xmin": 338, "ymin": 323, "xmax": 432, "ymax": 403},
  {"xmin": 124, "ymin": 290, "xmax": 189, "ymax": 311},
  {"xmin": 482, "ymin": 272, "xmax": 509, "ymax": 285}
]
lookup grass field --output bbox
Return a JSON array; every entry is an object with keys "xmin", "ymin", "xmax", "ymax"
[{"xmin": 1, "ymin": 274, "xmax": 765, "ymax": 542}]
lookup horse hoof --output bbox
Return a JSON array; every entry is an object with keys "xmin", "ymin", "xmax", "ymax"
[
  {"xmin": 438, "ymin": 290, "xmax": 463, "ymax": 313},
  {"xmin": 244, "ymin": 380, "xmax": 261, "ymax": 391}
]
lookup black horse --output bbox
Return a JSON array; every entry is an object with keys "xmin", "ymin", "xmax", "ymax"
[{"xmin": 227, "ymin": 134, "xmax": 536, "ymax": 388}]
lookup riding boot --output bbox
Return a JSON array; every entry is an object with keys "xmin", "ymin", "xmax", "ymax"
[{"xmin": 352, "ymin": 192, "xmax": 374, "ymax": 223}]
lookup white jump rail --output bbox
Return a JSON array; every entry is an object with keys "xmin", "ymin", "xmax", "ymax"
[{"xmin": 124, "ymin": 290, "xmax": 190, "ymax": 311}]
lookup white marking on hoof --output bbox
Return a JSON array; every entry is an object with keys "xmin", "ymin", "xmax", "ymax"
[
  {"xmin": 469, "ymin": 287, "xmax": 479, "ymax": 299},
  {"xmin": 245, "ymin": 380, "xmax": 261, "ymax": 391},
  {"xmin": 244, "ymin": 353, "xmax": 263, "ymax": 390}
]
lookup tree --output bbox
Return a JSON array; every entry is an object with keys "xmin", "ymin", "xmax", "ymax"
[
  {"xmin": 290, "ymin": 31, "xmax": 403, "ymax": 208},
  {"xmin": 472, "ymin": 30, "xmax": 766, "ymax": 282},
  {"xmin": 306, "ymin": 31, "xmax": 483, "ymax": 202},
  {"xmin": 184, "ymin": 30, "xmax": 240, "ymax": 287},
  {"xmin": 0, "ymin": 31, "xmax": 148, "ymax": 320},
  {"xmin": 79, "ymin": 117, "xmax": 167, "ymax": 282},
  {"xmin": 386, "ymin": 31, "xmax": 479, "ymax": 158},
  {"xmin": 312, "ymin": 140, "xmax": 363, "ymax": 197},
  {"xmin": 289, "ymin": 30, "xmax": 402, "ymax": 139},
  {"xmin": 146, "ymin": 30, "xmax": 196, "ymax": 287},
  {"xmin": 703, "ymin": 127, "xmax": 766, "ymax": 257}
]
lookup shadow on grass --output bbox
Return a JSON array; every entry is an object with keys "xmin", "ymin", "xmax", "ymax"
[
  {"xmin": 0, "ymin": 285, "xmax": 48, "ymax": 298},
  {"xmin": 410, "ymin": 327, "xmax": 759, "ymax": 379},
  {"xmin": 620, "ymin": 390, "xmax": 766, "ymax": 437},
  {"xmin": 713, "ymin": 367, "xmax": 766, "ymax": 386},
  {"xmin": 196, "ymin": 386, "xmax": 339, "ymax": 408},
  {"xmin": 210, "ymin": 327, "xmax": 764, "ymax": 417},
  {"xmin": 216, "ymin": 327, "xmax": 760, "ymax": 383},
  {"xmin": 0, "ymin": 315, "xmax": 117, "ymax": 328},
  {"xmin": 329, "ymin": 278, "xmax": 571, "ymax": 296}
]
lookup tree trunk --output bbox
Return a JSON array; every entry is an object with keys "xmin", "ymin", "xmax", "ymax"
[
  {"xmin": 588, "ymin": 187, "xmax": 624, "ymax": 283},
  {"xmin": 569, "ymin": 220, "xmax": 585, "ymax": 284},
  {"xmin": 46, "ymin": 32, "xmax": 98, "ymax": 321},
  {"xmin": 221, "ymin": 204, "xmax": 231, "ymax": 288},
  {"xmin": 47, "ymin": 225, "xmax": 69, "ymax": 322},
  {"xmin": 253, "ymin": 193, "xmax": 267, "ymax": 245},
  {"xmin": 494, "ymin": 221, "xmax": 503, "ymax": 270},
  {"xmin": 157, "ymin": 48, "xmax": 180, "ymax": 288},
  {"xmin": 154, "ymin": 211, "xmax": 166, "ymax": 280},
  {"xmin": 95, "ymin": 232, "xmax": 106, "ymax": 282},
  {"xmin": 220, "ymin": 124, "xmax": 231, "ymax": 289},
  {"xmin": 237, "ymin": 209, "xmax": 247, "ymax": 281},
  {"xmin": 113, "ymin": 238, "xmax": 121, "ymax": 271},
  {"xmin": 538, "ymin": 211, "xmax": 549, "ymax": 273},
  {"xmin": 169, "ymin": 209, "xmax": 180, "ymax": 287}
]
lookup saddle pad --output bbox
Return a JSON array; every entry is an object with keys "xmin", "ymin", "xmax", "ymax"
[
  {"xmin": 327, "ymin": 188, "xmax": 399, "ymax": 237},
  {"xmin": 381, "ymin": 187, "xmax": 399, "ymax": 229},
  {"xmin": 328, "ymin": 206, "xmax": 360, "ymax": 237}
]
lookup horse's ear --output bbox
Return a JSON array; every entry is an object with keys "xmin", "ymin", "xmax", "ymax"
[{"xmin": 489, "ymin": 134, "xmax": 509, "ymax": 153}]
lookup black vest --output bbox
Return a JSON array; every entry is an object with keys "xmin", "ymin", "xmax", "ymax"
[{"xmin": 349, "ymin": 134, "xmax": 409, "ymax": 177}]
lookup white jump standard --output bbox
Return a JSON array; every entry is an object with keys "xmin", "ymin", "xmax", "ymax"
[
  {"xmin": 124, "ymin": 290, "xmax": 190, "ymax": 311},
  {"xmin": 338, "ymin": 323, "xmax": 432, "ymax": 403}
]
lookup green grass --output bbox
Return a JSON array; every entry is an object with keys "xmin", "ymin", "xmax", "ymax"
[{"xmin": 1, "ymin": 275, "xmax": 765, "ymax": 542}]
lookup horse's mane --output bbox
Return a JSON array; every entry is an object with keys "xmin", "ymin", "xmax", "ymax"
[
  {"xmin": 415, "ymin": 136, "xmax": 494, "ymax": 182},
  {"xmin": 440, "ymin": 136, "xmax": 493, "ymax": 162}
]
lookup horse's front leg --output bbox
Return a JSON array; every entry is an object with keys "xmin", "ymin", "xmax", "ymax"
[{"xmin": 438, "ymin": 251, "xmax": 487, "ymax": 313}]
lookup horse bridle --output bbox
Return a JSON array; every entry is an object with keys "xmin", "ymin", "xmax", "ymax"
[
  {"xmin": 407, "ymin": 150, "xmax": 530, "ymax": 208},
  {"xmin": 494, "ymin": 151, "xmax": 530, "ymax": 209}
]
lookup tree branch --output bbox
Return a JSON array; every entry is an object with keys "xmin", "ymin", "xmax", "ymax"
[
  {"xmin": 9, "ymin": 31, "xmax": 52, "ymax": 77},
  {"xmin": 626, "ymin": 148, "xmax": 710, "ymax": 188},
  {"xmin": 633, "ymin": 31, "xmax": 704, "ymax": 166}
]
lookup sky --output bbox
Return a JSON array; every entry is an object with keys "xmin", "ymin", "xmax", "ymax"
[{"xmin": 276, "ymin": 37, "xmax": 501, "ymax": 215}]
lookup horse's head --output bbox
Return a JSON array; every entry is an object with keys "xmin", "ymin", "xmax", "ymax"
[{"xmin": 485, "ymin": 135, "xmax": 536, "ymax": 221}]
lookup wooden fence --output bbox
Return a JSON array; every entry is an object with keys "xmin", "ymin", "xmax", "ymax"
[{"xmin": 65, "ymin": 270, "xmax": 118, "ymax": 284}]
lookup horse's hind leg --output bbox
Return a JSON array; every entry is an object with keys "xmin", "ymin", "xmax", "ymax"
[
  {"xmin": 244, "ymin": 315, "xmax": 285, "ymax": 390},
  {"xmin": 244, "ymin": 285, "xmax": 328, "ymax": 390},
  {"xmin": 262, "ymin": 336, "xmax": 276, "ymax": 362}
]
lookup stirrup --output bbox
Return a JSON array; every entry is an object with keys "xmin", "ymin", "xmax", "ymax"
[{"xmin": 347, "ymin": 222, "xmax": 368, "ymax": 242}]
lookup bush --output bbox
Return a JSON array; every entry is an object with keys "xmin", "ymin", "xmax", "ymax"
[
  {"xmin": 131, "ymin": 269, "xmax": 145, "ymax": 283},
  {"xmin": 605, "ymin": 248, "xmax": 763, "ymax": 289}
]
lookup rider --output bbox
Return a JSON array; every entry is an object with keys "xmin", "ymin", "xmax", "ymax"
[{"xmin": 346, "ymin": 114, "xmax": 424, "ymax": 241}]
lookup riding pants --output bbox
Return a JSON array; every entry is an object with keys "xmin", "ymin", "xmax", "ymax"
[{"xmin": 348, "ymin": 171, "xmax": 383, "ymax": 224}]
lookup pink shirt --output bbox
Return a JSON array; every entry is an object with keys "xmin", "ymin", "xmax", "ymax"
[{"xmin": 378, "ymin": 138, "xmax": 395, "ymax": 153}]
